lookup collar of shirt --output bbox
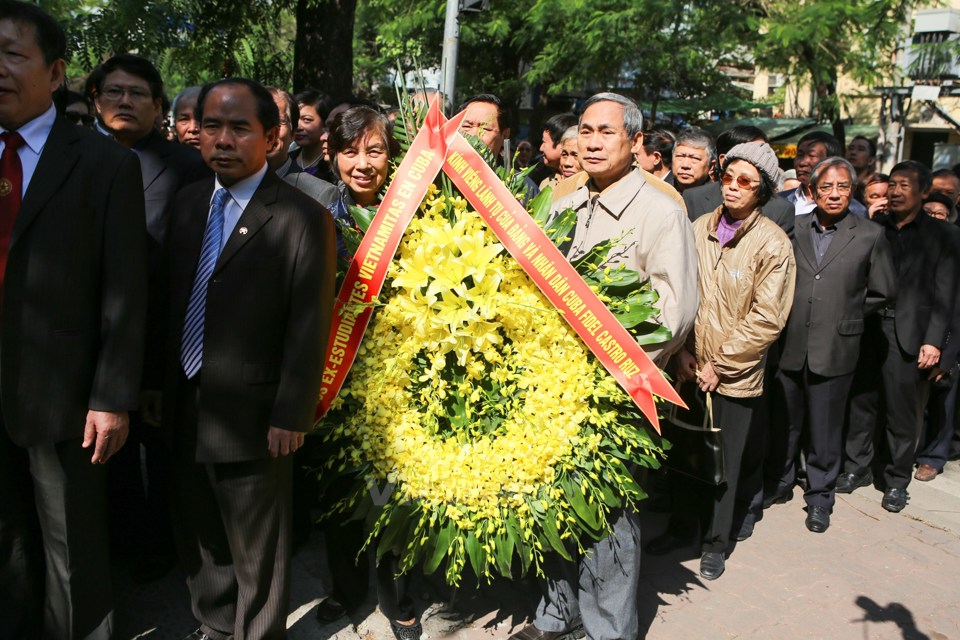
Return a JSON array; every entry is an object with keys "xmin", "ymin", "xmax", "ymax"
[
  {"xmin": 213, "ymin": 162, "xmax": 268, "ymax": 251},
  {"xmin": 1, "ymin": 103, "xmax": 57, "ymax": 196},
  {"xmin": 793, "ymin": 187, "xmax": 816, "ymax": 216},
  {"xmin": 811, "ymin": 213, "xmax": 841, "ymax": 233},
  {"xmin": 584, "ymin": 167, "xmax": 644, "ymax": 221}
]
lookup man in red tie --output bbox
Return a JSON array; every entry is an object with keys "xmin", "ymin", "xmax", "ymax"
[{"xmin": 0, "ymin": 2, "xmax": 147, "ymax": 638}]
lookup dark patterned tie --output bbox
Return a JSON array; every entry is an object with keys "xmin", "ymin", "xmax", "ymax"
[{"xmin": 0, "ymin": 131, "xmax": 25, "ymax": 302}]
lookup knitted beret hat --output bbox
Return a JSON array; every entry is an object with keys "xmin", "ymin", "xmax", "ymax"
[{"xmin": 724, "ymin": 141, "xmax": 782, "ymax": 187}]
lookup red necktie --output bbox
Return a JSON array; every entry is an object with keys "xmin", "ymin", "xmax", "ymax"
[{"xmin": 0, "ymin": 131, "xmax": 25, "ymax": 302}]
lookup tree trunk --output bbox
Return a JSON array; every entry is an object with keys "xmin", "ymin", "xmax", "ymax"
[
  {"xmin": 649, "ymin": 96, "xmax": 659, "ymax": 126},
  {"xmin": 294, "ymin": 0, "xmax": 357, "ymax": 96}
]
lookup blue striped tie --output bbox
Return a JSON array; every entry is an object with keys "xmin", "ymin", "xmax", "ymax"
[{"xmin": 180, "ymin": 188, "xmax": 230, "ymax": 379}]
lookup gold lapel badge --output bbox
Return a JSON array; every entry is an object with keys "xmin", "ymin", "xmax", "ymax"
[{"xmin": 0, "ymin": 178, "xmax": 13, "ymax": 197}]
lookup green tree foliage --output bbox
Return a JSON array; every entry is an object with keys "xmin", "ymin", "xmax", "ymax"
[
  {"xmin": 353, "ymin": 0, "xmax": 755, "ymax": 124},
  {"xmin": 750, "ymin": 0, "xmax": 920, "ymax": 142},
  {"xmin": 522, "ymin": 0, "xmax": 758, "ymax": 122},
  {"xmin": 41, "ymin": 0, "xmax": 295, "ymax": 94},
  {"xmin": 353, "ymin": 0, "xmax": 533, "ymax": 117}
]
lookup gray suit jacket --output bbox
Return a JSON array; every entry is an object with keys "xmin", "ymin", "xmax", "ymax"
[
  {"xmin": 779, "ymin": 211, "xmax": 896, "ymax": 377},
  {"xmin": 283, "ymin": 171, "xmax": 339, "ymax": 205},
  {"xmin": 683, "ymin": 181, "xmax": 795, "ymax": 239}
]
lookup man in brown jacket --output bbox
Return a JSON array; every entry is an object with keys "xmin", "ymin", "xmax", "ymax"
[{"xmin": 510, "ymin": 92, "xmax": 698, "ymax": 640}]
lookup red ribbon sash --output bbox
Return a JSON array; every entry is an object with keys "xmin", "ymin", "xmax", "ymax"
[
  {"xmin": 317, "ymin": 99, "xmax": 465, "ymax": 417},
  {"xmin": 442, "ymin": 136, "xmax": 681, "ymax": 430},
  {"xmin": 317, "ymin": 99, "xmax": 683, "ymax": 431}
]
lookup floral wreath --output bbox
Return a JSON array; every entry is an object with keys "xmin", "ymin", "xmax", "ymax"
[{"xmin": 317, "ymin": 98, "xmax": 671, "ymax": 585}]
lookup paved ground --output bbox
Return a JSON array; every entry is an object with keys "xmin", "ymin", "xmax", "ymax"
[{"xmin": 116, "ymin": 459, "xmax": 960, "ymax": 640}]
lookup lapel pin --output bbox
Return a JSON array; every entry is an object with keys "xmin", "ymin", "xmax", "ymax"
[
  {"xmin": 239, "ymin": 227, "xmax": 248, "ymax": 235},
  {"xmin": 0, "ymin": 178, "xmax": 12, "ymax": 197}
]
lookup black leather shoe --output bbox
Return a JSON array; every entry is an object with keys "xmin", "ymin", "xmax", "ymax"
[
  {"xmin": 805, "ymin": 505, "xmax": 831, "ymax": 533},
  {"xmin": 644, "ymin": 531, "xmax": 694, "ymax": 556},
  {"xmin": 734, "ymin": 519, "xmax": 755, "ymax": 541},
  {"xmin": 882, "ymin": 487, "xmax": 909, "ymax": 512},
  {"xmin": 315, "ymin": 596, "xmax": 347, "ymax": 623},
  {"xmin": 508, "ymin": 624, "xmax": 569, "ymax": 640},
  {"xmin": 390, "ymin": 620, "xmax": 423, "ymax": 640},
  {"xmin": 836, "ymin": 469, "xmax": 873, "ymax": 494},
  {"xmin": 699, "ymin": 552, "xmax": 725, "ymax": 580},
  {"xmin": 183, "ymin": 630, "xmax": 212, "ymax": 640},
  {"xmin": 762, "ymin": 486, "xmax": 793, "ymax": 509}
]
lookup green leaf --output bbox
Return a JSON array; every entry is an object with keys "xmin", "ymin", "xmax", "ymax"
[
  {"xmin": 540, "ymin": 509, "xmax": 573, "ymax": 561},
  {"xmin": 348, "ymin": 204, "xmax": 376, "ymax": 233},
  {"xmin": 633, "ymin": 323, "xmax": 673, "ymax": 346},
  {"xmin": 561, "ymin": 476, "xmax": 601, "ymax": 533},
  {"xmin": 493, "ymin": 529, "xmax": 515, "ymax": 578},
  {"xmin": 465, "ymin": 531, "xmax": 486, "ymax": 577},
  {"xmin": 376, "ymin": 505, "xmax": 412, "ymax": 559},
  {"xmin": 614, "ymin": 305, "xmax": 657, "ymax": 329},
  {"xmin": 423, "ymin": 520, "xmax": 455, "ymax": 575},
  {"xmin": 529, "ymin": 186, "xmax": 554, "ymax": 225}
]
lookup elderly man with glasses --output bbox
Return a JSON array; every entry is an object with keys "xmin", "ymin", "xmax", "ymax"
[{"xmin": 771, "ymin": 157, "xmax": 897, "ymax": 532}]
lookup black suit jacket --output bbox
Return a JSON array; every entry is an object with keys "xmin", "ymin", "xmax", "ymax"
[
  {"xmin": 780, "ymin": 212, "xmax": 897, "ymax": 377},
  {"xmin": 879, "ymin": 213, "xmax": 960, "ymax": 357},
  {"xmin": 683, "ymin": 181, "xmax": 796, "ymax": 238},
  {"xmin": 1, "ymin": 116, "xmax": 148, "ymax": 447},
  {"xmin": 138, "ymin": 130, "xmax": 211, "ymax": 274},
  {"xmin": 159, "ymin": 170, "xmax": 336, "ymax": 463}
]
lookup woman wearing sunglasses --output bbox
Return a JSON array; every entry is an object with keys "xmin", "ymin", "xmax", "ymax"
[{"xmin": 647, "ymin": 141, "xmax": 796, "ymax": 581}]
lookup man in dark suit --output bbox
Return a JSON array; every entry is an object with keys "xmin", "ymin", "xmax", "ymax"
[
  {"xmin": 90, "ymin": 53, "xmax": 210, "ymax": 578},
  {"xmin": 148, "ymin": 78, "xmax": 335, "ymax": 639},
  {"xmin": 91, "ymin": 53, "xmax": 210, "ymax": 272},
  {"xmin": 779, "ymin": 131, "xmax": 868, "ymax": 218},
  {"xmin": 0, "ymin": 3, "xmax": 147, "ymax": 638},
  {"xmin": 771, "ymin": 157, "xmax": 896, "ymax": 533},
  {"xmin": 684, "ymin": 125, "xmax": 795, "ymax": 238},
  {"xmin": 840, "ymin": 161, "xmax": 959, "ymax": 512}
]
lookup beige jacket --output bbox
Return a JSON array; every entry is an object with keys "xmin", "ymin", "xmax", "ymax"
[
  {"xmin": 690, "ymin": 206, "xmax": 796, "ymax": 397},
  {"xmin": 552, "ymin": 168, "xmax": 699, "ymax": 364}
]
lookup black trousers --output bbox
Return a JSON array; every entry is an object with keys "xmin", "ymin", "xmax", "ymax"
[
  {"xmin": 778, "ymin": 365, "xmax": 854, "ymax": 509},
  {"xmin": 321, "ymin": 504, "xmax": 415, "ymax": 621},
  {"xmin": 845, "ymin": 317, "xmax": 929, "ymax": 490},
  {"xmin": 170, "ymin": 374, "xmax": 293, "ymax": 640},
  {"xmin": 916, "ymin": 378, "xmax": 958, "ymax": 472},
  {"xmin": 668, "ymin": 393, "xmax": 757, "ymax": 554},
  {"xmin": 0, "ymin": 426, "xmax": 113, "ymax": 640},
  {"xmin": 107, "ymin": 410, "xmax": 174, "ymax": 559}
]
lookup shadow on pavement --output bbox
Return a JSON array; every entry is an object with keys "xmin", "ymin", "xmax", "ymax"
[{"xmin": 854, "ymin": 595, "xmax": 931, "ymax": 640}]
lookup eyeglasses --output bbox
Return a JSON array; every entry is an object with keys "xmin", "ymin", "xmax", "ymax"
[
  {"xmin": 721, "ymin": 173, "xmax": 760, "ymax": 190},
  {"xmin": 99, "ymin": 86, "xmax": 154, "ymax": 102},
  {"xmin": 65, "ymin": 111, "xmax": 95, "ymax": 126},
  {"xmin": 816, "ymin": 182, "xmax": 852, "ymax": 195}
]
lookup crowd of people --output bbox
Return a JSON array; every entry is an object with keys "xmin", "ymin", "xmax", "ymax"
[{"xmin": 1, "ymin": 2, "xmax": 959, "ymax": 640}]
